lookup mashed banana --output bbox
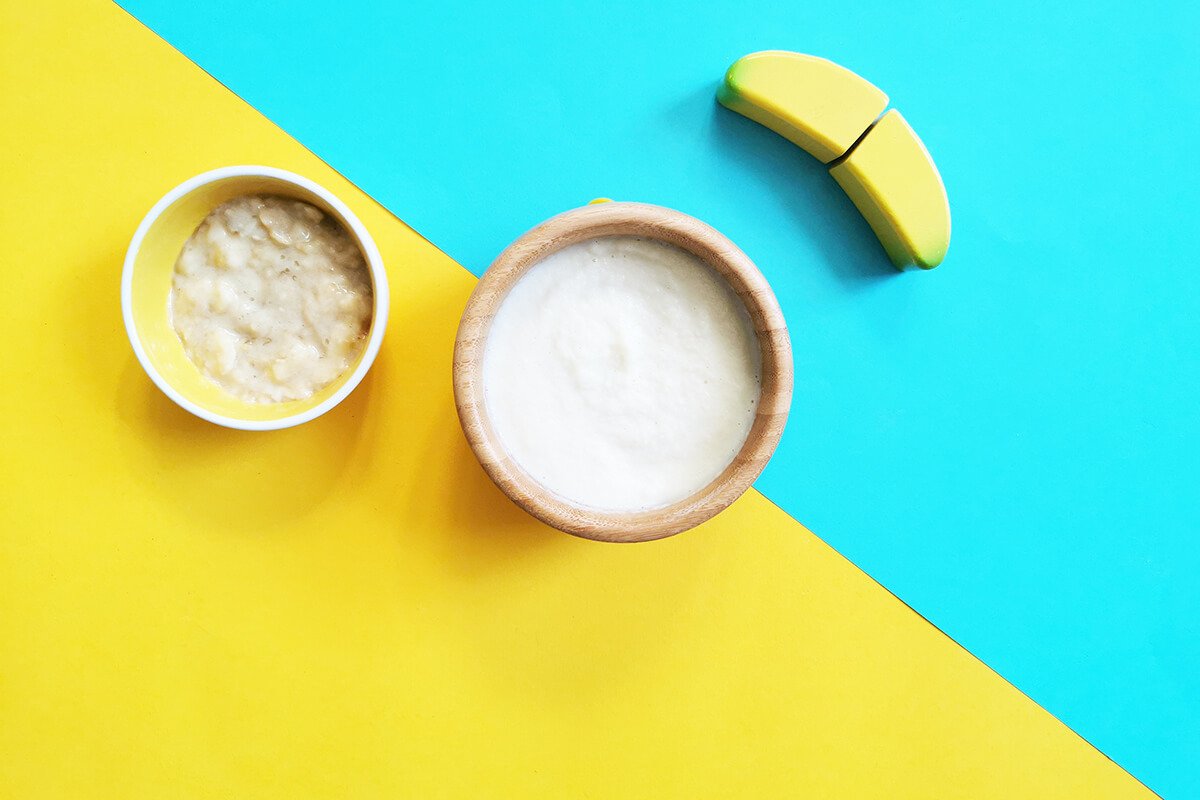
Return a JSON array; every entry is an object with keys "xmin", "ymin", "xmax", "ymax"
[{"xmin": 169, "ymin": 195, "xmax": 373, "ymax": 403}]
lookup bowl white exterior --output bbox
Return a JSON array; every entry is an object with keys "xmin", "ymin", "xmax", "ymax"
[{"xmin": 121, "ymin": 165, "xmax": 389, "ymax": 430}]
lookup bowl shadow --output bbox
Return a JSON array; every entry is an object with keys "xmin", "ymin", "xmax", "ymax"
[
  {"xmin": 59, "ymin": 231, "xmax": 371, "ymax": 535},
  {"xmin": 385, "ymin": 275, "xmax": 567, "ymax": 574},
  {"xmin": 115, "ymin": 353, "xmax": 374, "ymax": 534}
]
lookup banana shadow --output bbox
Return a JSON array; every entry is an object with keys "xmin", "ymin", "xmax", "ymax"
[{"xmin": 687, "ymin": 82, "xmax": 897, "ymax": 286}]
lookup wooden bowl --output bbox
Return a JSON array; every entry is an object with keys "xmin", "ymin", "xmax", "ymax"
[{"xmin": 453, "ymin": 202, "xmax": 793, "ymax": 542}]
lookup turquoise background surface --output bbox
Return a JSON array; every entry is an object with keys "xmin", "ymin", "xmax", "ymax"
[{"xmin": 119, "ymin": 0, "xmax": 1199, "ymax": 795}]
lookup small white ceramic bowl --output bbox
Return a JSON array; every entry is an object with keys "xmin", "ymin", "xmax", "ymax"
[{"xmin": 121, "ymin": 166, "xmax": 389, "ymax": 430}]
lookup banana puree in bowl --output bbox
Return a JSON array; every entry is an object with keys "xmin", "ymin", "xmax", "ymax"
[{"xmin": 122, "ymin": 166, "xmax": 389, "ymax": 430}]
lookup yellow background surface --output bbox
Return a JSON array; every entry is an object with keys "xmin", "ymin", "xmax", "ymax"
[{"xmin": 0, "ymin": 1, "xmax": 1152, "ymax": 797}]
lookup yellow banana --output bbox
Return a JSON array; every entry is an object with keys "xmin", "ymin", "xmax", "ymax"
[{"xmin": 718, "ymin": 51, "xmax": 950, "ymax": 270}]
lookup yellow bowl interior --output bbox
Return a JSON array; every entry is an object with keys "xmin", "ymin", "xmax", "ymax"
[{"xmin": 130, "ymin": 174, "xmax": 378, "ymax": 423}]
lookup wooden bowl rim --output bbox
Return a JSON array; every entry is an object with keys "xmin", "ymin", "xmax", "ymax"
[{"xmin": 453, "ymin": 201, "xmax": 793, "ymax": 542}]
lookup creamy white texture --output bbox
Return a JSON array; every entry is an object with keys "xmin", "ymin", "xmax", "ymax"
[
  {"xmin": 170, "ymin": 195, "xmax": 372, "ymax": 404},
  {"xmin": 483, "ymin": 236, "xmax": 761, "ymax": 512}
]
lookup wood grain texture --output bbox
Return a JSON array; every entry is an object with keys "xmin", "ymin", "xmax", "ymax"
[{"xmin": 453, "ymin": 202, "xmax": 793, "ymax": 542}]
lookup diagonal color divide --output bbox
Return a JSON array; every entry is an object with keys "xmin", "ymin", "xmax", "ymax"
[
  {"xmin": 0, "ymin": 1, "xmax": 1183, "ymax": 798},
  {"xmin": 0, "ymin": 0, "xmax": 1158, "ymax": 791},
  {"xmin": 110, "ymin": 0, "xmax": 1200, "ymax": 796}
]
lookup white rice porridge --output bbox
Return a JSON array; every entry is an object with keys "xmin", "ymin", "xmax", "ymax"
[
  {"xmin": 169, "ymin": 194, "xmax": 373, "ymax": 404},
  {"xmin": 483, "ymin": 236, "xmax": 762, "ymax": 511}
]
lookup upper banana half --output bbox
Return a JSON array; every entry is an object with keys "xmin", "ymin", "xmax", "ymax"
[{"xmin": 718, "ymin": 51, "xmax": 950, "ymax": 271}]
